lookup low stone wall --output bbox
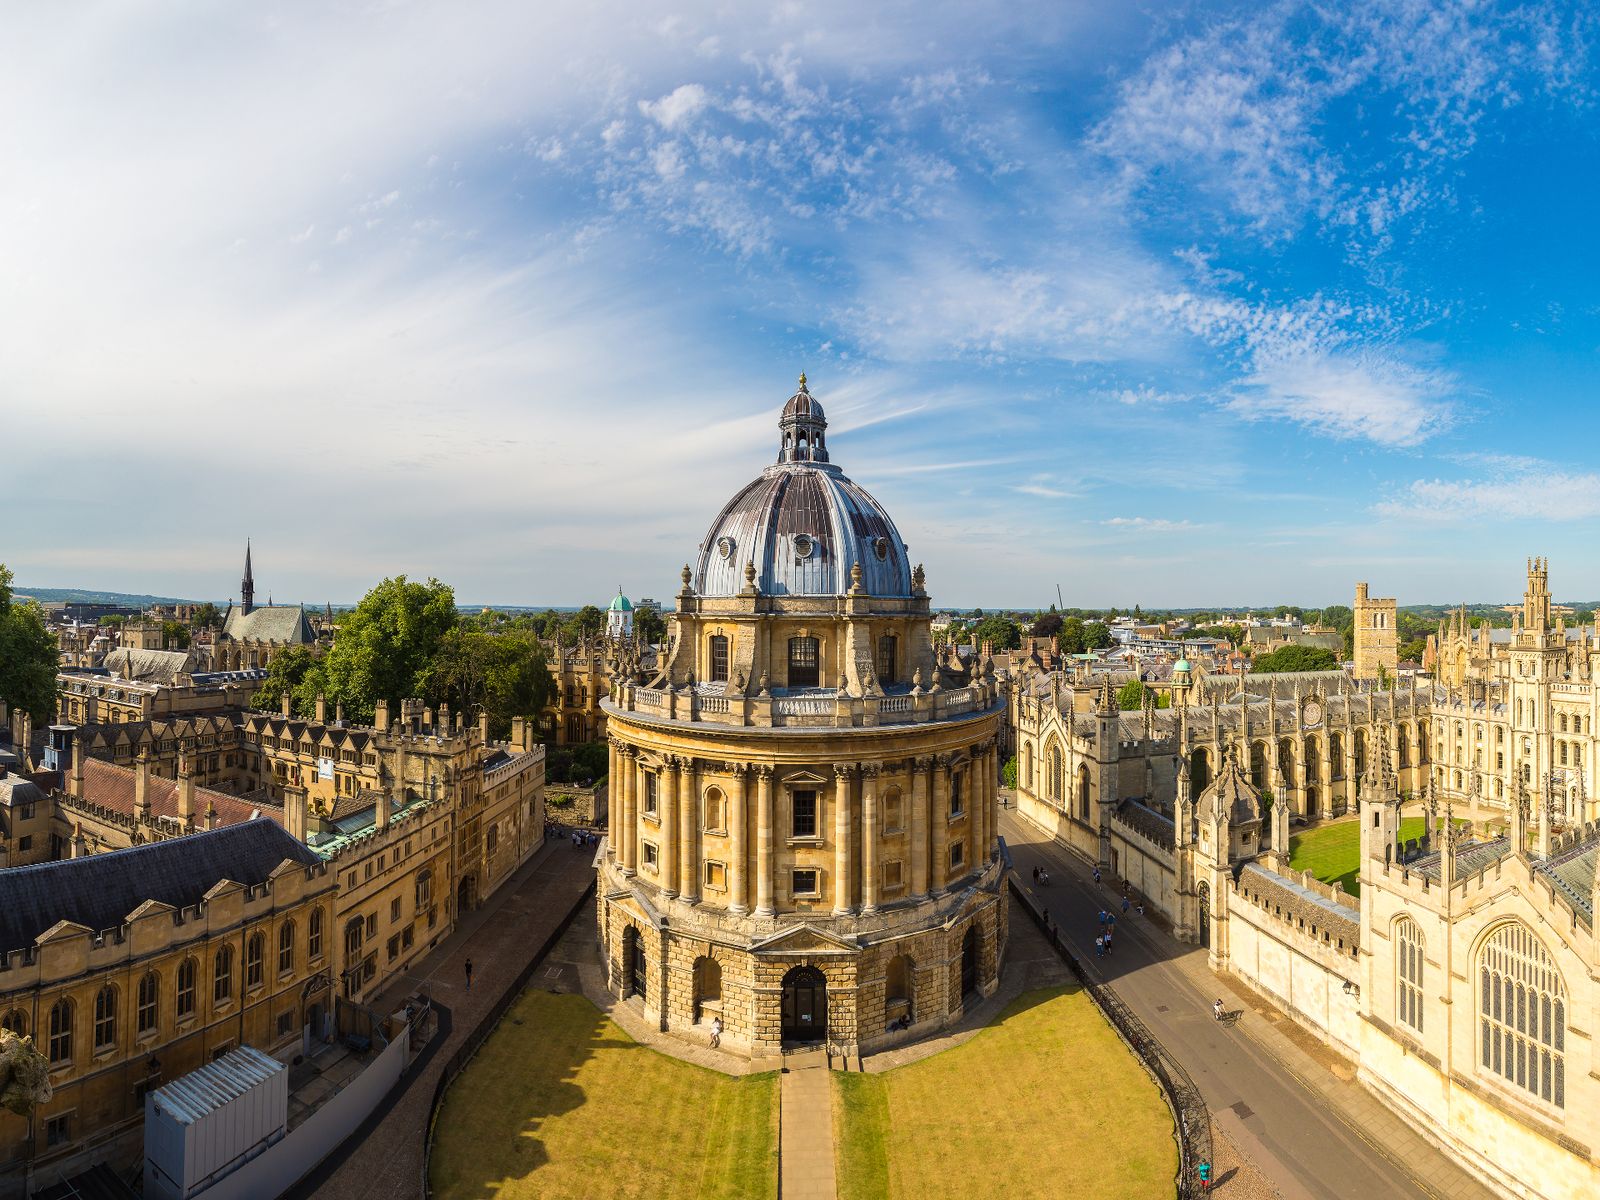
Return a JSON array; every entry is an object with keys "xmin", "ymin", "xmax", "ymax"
[{"xmin": 546, "ymin": 780, "xmax": 607, "ymax": 826}]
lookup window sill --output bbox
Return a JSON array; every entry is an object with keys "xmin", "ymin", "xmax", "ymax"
[{"xmin": 786, "ymin": 836, "xmax": 825, "ymax": 848}]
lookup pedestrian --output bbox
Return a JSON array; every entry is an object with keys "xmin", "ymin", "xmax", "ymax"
[
  {"xmin": 1103, "ymin": 928, "xmax": 1113, "ymax": 955},
  {"xmin": 1032, "ymin": 866, "xmax": 1039, "ymax": 882},
  {"xmin": 1092, "ymin": 867, "xmax": 1101, "ymax": 885},
  {"xmin": 1213, "ymin": 998, "xmax": 1224, "ymax": 1022},
  {"xmin": 1136, "ymin": 903, "xmax": 1145, "ymax": 917},
  {"xmin": 1121, "ymin": 897, "xmax": 1130, "ymax": 915},
  {"xmin": 465, "ymin": 958, "xmax": 474, "ymax": 992},
  {"xmin": 1198, "ymin": 1160, "xmax": 1212, "ymax": 1192},
  {"xmin": 1042, "ymin": 907, "xmax": 1049, "ymax": 925},
  {"xmin": 1095, "ymin": 936, "xmax": 1104, "ymax": 957},
  {"xmin": 710, "ymin": 1016, "xmax": 723, "ymax": 1049}
]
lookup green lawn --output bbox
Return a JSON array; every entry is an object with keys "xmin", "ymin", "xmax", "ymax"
[
  {"xmin": 430, "ymin": 990, "xmax": 778, "ymax": 1200},
  {"xmin": 832, "ymin": 987, "xmax": 1176, "ymax": 1200},
  {"xmin": 1289, "ymin": 816, "xmax": 1430, "ymax": 896}
]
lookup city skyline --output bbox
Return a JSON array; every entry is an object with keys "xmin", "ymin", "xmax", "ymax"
[{"xmin": 7, "ymin": 2, "xmax": 1600, "ymax": 606}]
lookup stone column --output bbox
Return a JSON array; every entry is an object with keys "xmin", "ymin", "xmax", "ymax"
[
  {"xmin": 621, "ymin": 748, "xmax": 638, "ymax": 875},
  {"xmin": 679, "ymin": 758, "xmax": 700, "ymax": 904},
  {"xmin": 607, "ymin": 739, "xmax": 618, "ymax": 857},
  {"xmin": 729, "ymin": 764, "xmax": 749, "ymax": 914},
  {"xmin": 833, "ymin": 763, "xmax": 854, "ymax": 915},
  {"xmin": 910, "ymin": 757, "xmax": 931, "ymax": 900},
  {"xmin": 755, "ymin": 765, "xmax": 775, "ymax": 917},
  {"xmin": 931, "ymin": 757, "xmax": 950, "ymax": 895},
  {"xmin": 980, "ymin": 742, "xmax": 994, "ymax": 862},
  {"xmin": 861, "ymin": 764, "xmax": 880, "ymax": 914},
  {"xmin": 661, "ymin": 758, "xmax": 679, "ymax": 897}
]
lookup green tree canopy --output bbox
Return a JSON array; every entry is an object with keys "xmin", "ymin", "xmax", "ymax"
[
  {"xmin": 162, "ymin": 620, "xmax": 191, "ymax": 650},
  {"xmin": 191, "ymin": 602, "xmax": 222, "ymax": 629},
  {"xmin": 634, "ymin": 606, "xmax": 667, "ymax": 645},
  {"xmin": 251, "ymin": 646, "xmax": 321, "ymax": 715},
  {"xmin": 422, "ymin": 627, "xmax": 555, "ymax": 740},
  {"xmin": 1250, "ymin": 644, "xmax": 1339, "ymax": 674},
  {"xmin": 0, "ymin": 565, "xmax": 57, "ymax": 726},
  {"xmin": 1116, "ymin": 679, "xmax": 1147, "ymax": 710},
  {"xmin": 971, "ymin": 615, "xmax": 1021, "ymax": 652},
  {"xmin": 1029, "ymin": 611, "xmax": 1063, "ymax": 639},
  {"xmin": 1082, "ymin": 621, "xmax": 1114, "ymax": 650},
  {"xmin": 304, "ymin": 576, "xmax": 459, "ymax": 725}
]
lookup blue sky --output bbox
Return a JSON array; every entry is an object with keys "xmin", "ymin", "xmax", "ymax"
[{"xmin": 5, "ymin": 1, "xmax": 1600, "ymax": 609}]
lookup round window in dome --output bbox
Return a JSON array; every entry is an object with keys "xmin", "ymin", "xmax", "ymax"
[
  {"xmin": 716, "ymin": 536, "xmax": 736, "ymax": 561},
  {"xmin": 873, "ymin": 536, "xmax": 889, "ymax": 562},
  {"xmin": 793, "ymin": 534, "xmax": 816, "ymax": 561}
]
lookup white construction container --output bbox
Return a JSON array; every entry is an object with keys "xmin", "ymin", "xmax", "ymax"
[{"xmin": 144, "ymin": 1045, "xmax": 289, "ymax": 1200}]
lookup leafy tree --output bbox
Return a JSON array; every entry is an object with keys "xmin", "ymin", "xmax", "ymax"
[
  {"xmin": 1250, "ymin": 644, "xmax": 1338, "ymax": 674},
  {"xmin": 98, "ymin": 614, "xmax": 125, "ymax": 628},
  {"xmin": 422, "ymin": 627, "xmax": 554, "ymax": 739},
  {"xmin": 561, "ymin": 604, "xmax": 605, "ymax": 643},
  {"xmin": 1057, "ymin": 617, "xmax": 1086, "ymax": 655},
  {"xmin": 1002, "ymin": 757, "xmax": 1018, "ymax": 789},
  {"xmin": 1029, "ymin": 611, "xmax": 1063, "ymax": 639},
  {"xmin": 250, "ymin": 647, "xmax": 321, "ymax": 714},
  {"xmin": 304, "ymin": 576, "xmax": 459, "ymax": 724},
  {"xmin": 162, "ymin": 620, "xmax": 191, "ymax": 650},
  {"xmin": 1082, "ymin": 621, "xmax": 1114, "ymax": 650},
  {"xmin": 1399, "ymin": 637, "xmax": 1428, "ymax": 663},
  {"xmin": 1318, "ymin": 604, "xmax": 1352, "ymax": 628},
  {"xmin": 0, "ymin": 565, "xmax": 57, "ymax": 726},
  {"xmin": 1117, "ymin": 679, "xmax": 1148, "ymax": 710},
  {"xmin": 971, "ymin": 615, "xmax": 1021, "ymax": 652},
  {"xmin": 634, "ymin": 606, "xmax": 667, "ymax": 645},
  {"xmin": 191, "ymin": 602, "xmax": 222, "ymax": 630}
]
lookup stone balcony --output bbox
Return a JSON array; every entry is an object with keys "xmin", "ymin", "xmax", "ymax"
[{"xmin": 606, "ymin": 677, "xmax": 1005, "ymax": 731}]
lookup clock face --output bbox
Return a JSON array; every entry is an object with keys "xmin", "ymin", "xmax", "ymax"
[{"xmin": 1303, "ymin": 700, "xmax": 1323, "ymax": 727}]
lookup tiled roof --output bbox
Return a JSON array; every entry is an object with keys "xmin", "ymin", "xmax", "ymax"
[
  {"xmin": 79, "ymin": 759, "xmax": 282, "ymax": 827},
  {"xmin": 222, "ymin": 605, "xmax": 316, "ymax": 645},
  {"xmin": 102, "ymin": 647, "xmax": 195, "ymax": 684},
  {"xmin": 0, "ymin": 820, "xmax": 319, "ymax": 953}
]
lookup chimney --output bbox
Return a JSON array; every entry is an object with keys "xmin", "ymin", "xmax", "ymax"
[
  {"xmin": 334, "ymin": 700, "xmax": 345, "ymax": 726},
  {"xmin": 314, "ymin": 694, "xmax": 327, "ymax": 724},
  {"xmin": 281, "ymin": 693, "xmax": 291, "ymax": 718},
  {"xmin": 374, "ymin": 699, "xmax": 390, "ymax": 732},
  {"xmin": 177, "ymin": 752, "xmax": 196, "ymax": 830},
  {"xmin": 511, "ymin": 716, "xmax": 527, "ymax": 751},
  {"xmin": 478, "ymin": 710, "xmax": 489, "ymax": 744},
  {"xmin": 134, "ymin": 754, "xmax": 151, "ymax": 824},
  {"xmin": 283, "ymin": 784, "xmax": 308, "ymax": 843},
  {"xmin": 69, "ymin": 740, "xmax": 84, "ymax": 799}
]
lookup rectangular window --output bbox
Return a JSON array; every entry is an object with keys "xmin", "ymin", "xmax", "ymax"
[
  {"xmin": 387, "ymin": 935, "xmax": 400, "ymax": 962},
  {"xmin": 876, "ymin": 635, "xmax": 897, "ymax": 685},
  {"xmin": 644, "ymin": 773, "xmax": 659, "ymax": 815},
  {"xmin": 391, "ymin": 897, "xmax": 402, "ymax": 923},
  {"xmin": 709, "ymin": 635, "xmax": 729, "ymax": 683},
  {"xmin": 792, "ymin": 868, "xmax": 819, "ymax": 897},
  {"xmin": 366, "ymin": 914, "xmax": 377, "ymax": 938},
  {"xmin": 788, "ymin": 636, "xmax": 820, "ymax": 688},
  {"xmin": 883, "ymin": 860, "xmax": 903, "ymax": 890},
  {"xmin": 18, "ymin": 836, "xmax": 31, "ymax": 852},
  {"xmin": 277, "ymin": 1011, "xmax": 295, "ymax": 1037},
  {"xmin": 643, "ymin": 842, "xmax": 659, "ymax": 871},
  {"xmin": 950, "ymin": 841, "xmax": 965, "ymax": 869},
  {"xmin": 45, "ymin": 1114, "xmax": 72, "ymax": 1148},
  {"xmin": 704, "ymin": 861, "xmax": 726, "ymax": 890},
  {"xmin": 950, "ymin": 773, "xmax": 964, "ymax": 817},
  {"xmin": 792, "ymin": 790, "xmax": 818, "ymax": 839}
]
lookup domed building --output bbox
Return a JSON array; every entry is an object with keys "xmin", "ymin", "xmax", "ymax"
[
  {"xmin": 606, "ymin": 588, "xmax": 634, "ymax": 640},
  {"xmin": 599, "ymin": 376, "xmax": 1007, "ymax": 1058}
]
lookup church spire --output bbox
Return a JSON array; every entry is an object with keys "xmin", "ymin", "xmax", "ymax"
[{"xmin": 241, "ymin": 539, "xmax": 255, "ymax": 615}]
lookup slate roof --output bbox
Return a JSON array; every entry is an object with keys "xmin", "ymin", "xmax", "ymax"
[
  {"xmin": 0, "ymin": 820, "xmax": 319, "ymax": 954},
  {"xmin": 1540, "ymin": 842, "xmax": 1598, "ymax": 921},
  {"xmin": 102, "ymin": 647, "xmax": 196, "ymax": 684},
  {"xmin": 79, "ymin": 758, "xmax": 282, "ymax": 826},
  {"xmin": 222, "ymin": 604, "xmax": 316, "ymax": 645}
]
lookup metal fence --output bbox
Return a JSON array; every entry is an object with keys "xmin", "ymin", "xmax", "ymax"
[
  {"xmin": 1009, "ymin": 877, "xmax": 1213, "ymax": 1199},
  {"xmin": 420, "ymin": 878, "xmax": 597, "ymax": 1197}
]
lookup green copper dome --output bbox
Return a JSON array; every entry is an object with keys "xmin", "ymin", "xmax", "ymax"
[{"xmin": 608, "ymin": 591, "xmax": 633, "ymax": 612}]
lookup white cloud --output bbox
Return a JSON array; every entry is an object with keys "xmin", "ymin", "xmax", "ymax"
[
  {"xmin": 1376, "ymin": 464, "xmax": 1600, "ymax": 523},
  {"xmin": 1102, "ymin": 517, "xmax": 1200, "ymax": 533},
  {"xmin": 1228, "ymin": 349, "xmax": 1455, "ymax": 447},
  {"xmin": 639, "ymin": 83, "xmax": 709, "ymax": 130}
]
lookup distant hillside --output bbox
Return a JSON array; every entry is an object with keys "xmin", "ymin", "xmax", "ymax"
[{"xmin": 15, "ymin": 586, "xmax": 207, "ymax": 608}]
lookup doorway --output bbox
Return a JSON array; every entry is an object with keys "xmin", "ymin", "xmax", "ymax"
[
  {"xmin": 780, "ymin": 966, "xmax": 827, "ymax": 1043},
  {"xmin": 960, "ymin": 927, "xmax": 978, "ymax": 998}
]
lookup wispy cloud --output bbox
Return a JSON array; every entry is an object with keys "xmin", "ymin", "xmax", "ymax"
[
  {"xmin": 1102, "ymin": 517, "xmax": 1202, "ymax": 533},
  {"xmin": 1376, "ymin": 463, "xmax": 1600, "ymax": 523}
]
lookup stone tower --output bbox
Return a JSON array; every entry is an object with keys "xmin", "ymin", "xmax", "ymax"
[{"xmin": 1352, "ymin": 581, "xmax": 1397, "ymax": 681}]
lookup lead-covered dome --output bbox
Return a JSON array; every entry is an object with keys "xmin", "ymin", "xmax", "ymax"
[{"xmin": 696, "ymin": 377, "xmax": 913, "ymax": 598}]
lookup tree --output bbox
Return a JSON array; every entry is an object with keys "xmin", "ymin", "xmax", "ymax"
[
  {"xmin": 1117, "ymin": 679, "xmax": 1148, "ymax": 710},
  {"xmin": 1001, "ymin": 757, "xmax": 1018, "ymax": 789},
  {"xmin": 634, "ymin": 606, "xmax": 667, "ymax": 645},
  {"xmin": 1082, "ymin": 621, "xmax": 1114, "ymax": 650},
  {"xmin": 971, "ymin": 615, "xmax": 1021, "ymax": 652},
  {"xmin": 1057, "ymin": 617, "xmax": 1086, "ymax": 655},
  {"xmin": 1399, "ymin": 637, "xmax": 1428, "ymax": 663},
  {"xmin": 1250, "ymin": 644, "xmax": 1338, "ymax": 674},
  {"xmin": 422, "ymin": 627, "xmax": 555, "ymax": 739},
  {"xmin": 1029, "ymin": 611, "xmax": 1063, "ymax": 639},
  {"xmin": 162, "ymin": 620, "xmax": 191, "ymax": 650},
  {"xmin": 250, "ymin": 646, "xmax": 320, "ymax": 714},
  {"xmin": 190, "ymin": 602, "xmax": 222, "ymax": 630},
  {"xmin": 561, "ymin": 605, "xmax": 605, "ymax": 644},
  {"xmin": 303, "ymin": 576, "xmax": 459, "ymax": 724},
  {"xmin": 0, "ymin": 565, "xmax": 56, "ymax": 726},
  {"xmin": 98, "ymin": 614, "xmax": 125, "ymax": 628}
]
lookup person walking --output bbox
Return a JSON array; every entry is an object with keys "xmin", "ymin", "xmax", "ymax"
[
  {"xmin": 1095, "ymin": 935, "xmax": 1105, "ymax": 958},
  {"xmin": 1213, "ymin": 998, "xmax": 1224, "ymax": 1022},
  {"xmin": 710, "ymin": 1016, "xmax": 723, "ymax": 1049},
  {"xmin": 465, "ymin": 958, "xmax": 474, "ymax": 992},
  {"xmin": 1092, "ymin": 867, "xmax": 1101, "ymax": 886},
  {"xmin": 1198, "ymin": 1159, "xmax": 1212, "ymax": 1193},
  {"xmin": 1121, "ymin": 896, "xmax": 1130, "ymax": 915}
]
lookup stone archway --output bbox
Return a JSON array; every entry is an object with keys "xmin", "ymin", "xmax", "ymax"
[
  {"xmin": 1197, "ymin": 881, "xmax": 1211, "ymax": 949},
  {"xmin": 780, "ymin": 965, "xmax": 827, "ymax": 1044}
]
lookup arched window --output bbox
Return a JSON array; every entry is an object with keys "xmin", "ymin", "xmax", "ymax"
[
  {"xmin": 876, "ymin": 635, "xmax": 898, "ymax": 685},
  {"xmin": 308, "ymin": 909, "xmax": 324, "ymax": 960},
  {"xmin": 1479, "ymin": 922, "xmax": 1564, "ymax": 1107},
  {"xmin": 137, "ymin": 972, "xmax": 159, "ymax": 1036},
  {"xmin": 704, "ymin": 787, "xmax": 725, "ymax": 832},
  {"xmin": 278, "ymin": 921, "xmax": 296, "ymax": 976},
  {"xmin": 246, "ymin": 932, "xmax": 265, "ymax": 990},
  {"xmin": 0, "ymin": 1010, "xmax": 25, "ymax": 1037},
  {"xmin": 787, "ymin": 637, "xmax": 820, "ymax": 688},
  {"xmin": 1077, "ymin": 764, "xmax": 1092, "ymax": 820},
  {"xmin": 48, "ymin": 999, "xmax": 73, "ymax": 1064},
  {"xmin": 1559, "ymin": 713, "xmax": 1568, "ymax": 733},
  {"xmin": 1396, "ymin": 918, "xmax": 1424, "ymax": 1034},
  {"xmin": 214, "ymin": 946, "xmax": 234, "ymax": 1005},
  {"xmin": 1023, "ymin": 743, "xmax": 1034, "ymax": 790},
  {"xmin": 708, "ymin": 635, "xmax": 729, "ymax": 683},
  {"xmin": 345, "ymin": 918, "xmax": 365, "ymax": 959},
  {"xmin": 1047, "ymin": 744, "xmax": 1063, "ymax": 803},
  {"xmin": 93, "ymin": 985, "xmax": 117, "ymax": 1051},
  {"xmin": 176, "ymin": 957, "xmax": 197, "ymax": 1019}
]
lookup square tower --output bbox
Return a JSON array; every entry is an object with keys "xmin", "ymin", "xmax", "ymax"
[{"xmin": 1352, "ymin": 581, "xmax": 1398, "ymax": 681}]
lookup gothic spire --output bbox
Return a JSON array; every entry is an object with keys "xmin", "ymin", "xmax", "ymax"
[{"xmin": 241, "ymin": 539, "xmax": 255, "ymax": 615}]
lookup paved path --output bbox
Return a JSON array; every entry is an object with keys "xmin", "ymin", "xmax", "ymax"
[
  {"xmin": 780, "ymin": 1053, "xmax": 837, "ymax": 1200},
  {"xmin": 1001, "ymin": 808, "xmax": 1503, "ymax": 1200},
  {"xmin": 308, "ymin": 837, "xmax": 598, "ymax": 1200}
]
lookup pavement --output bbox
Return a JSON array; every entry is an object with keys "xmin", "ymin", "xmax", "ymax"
[
  {"xmin": 780, "ymin": 1053, "xmax": 838, "ymax": 1200},
  {"xmin": 307, "ymin": 835, "xmax": 599, "ymax": 1200},
  {"xmin": 1000, "ymin": 806, "xmax": 1504, "ymax": 1200}
]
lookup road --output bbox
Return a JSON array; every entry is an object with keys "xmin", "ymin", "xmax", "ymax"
[{"xmin": 1000, "ymin": 807, "xmax": 1500, "ymax": 1200}]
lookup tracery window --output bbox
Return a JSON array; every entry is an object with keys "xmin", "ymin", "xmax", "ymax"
[
  {"xmin": 246, "ymin": 932, "xmax": 265, "ymax": 989},
  {"xmin": 1479, "ymin": 922, "xmax": 1564, "ymax": 1107},
  {"xmin": 214, "ymin": 946, "xmax": 234, "ymax": 1005},
  {"xmin": 1396, "ymin": 918, "xmax": 1424, "ymax": 1034},
  {"xmin": 279, "ymin": 921, "xmax": 296, "ymax": 975},
  {"xmin": 1048, "ymin": 745, "xmax": 1063, "ymax": 803}
]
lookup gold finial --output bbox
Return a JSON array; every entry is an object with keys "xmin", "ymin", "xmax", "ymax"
[{"xmin": 797, "ymin": 371, "xmax": 807, "ymax": 389}]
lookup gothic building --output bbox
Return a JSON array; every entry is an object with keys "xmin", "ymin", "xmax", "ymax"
[
  {"xmin": 214, "ymin": 543, "xmax": 318, "ymax": 670},
  {"xmin": 598, "ymin": 377, "xmax": 1007, "ymax": 1058}
]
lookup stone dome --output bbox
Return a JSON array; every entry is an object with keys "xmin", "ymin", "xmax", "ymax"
[{"xmin": 695, "ymin": 378, "xmax": 913, "ymax": 598}]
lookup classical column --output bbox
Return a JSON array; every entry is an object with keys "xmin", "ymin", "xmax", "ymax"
[
  {"xmin": 679, "ymin": 757, "xmax": 700, "ymax": 904},
  {"xmin": 930, "ymin": 756, "xmax": 950, "ymax": 895},
  {"xmin": 755, "ymin": 765, "xmax": 775, "ymax": 916},
  {"xmin": 729, "ymin": 764, "xmax": 749, "ymax": 914},
  {"xmin": 621, "ymin": 748, "xmax": 638, "ymax": 875},
  {"xmin": 979, "ymin": 743, "xmax": 993, "ymax": 863},
  {"xmin": 661, "ymin": 757, "xmax": 679, "ymax": 897},
  {"xmin": 910, "ymin": 757, "xmax": 930, "ymax": 900},
  {"xmin": 607, "ymin": 739, "xmax": 619, "ymax": 859},
  {"xmin": 861, "ymin": 763, "xmax": 880, "ymax": 914},
  {"xmin": 833, "ymin": 763, "xmax": 854, "ymax": 915}
]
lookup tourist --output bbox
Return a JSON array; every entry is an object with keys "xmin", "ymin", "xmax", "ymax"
[
  {"xmin": 1121, "ymin": 897, "xmax": 1130, "ymax": 915},
  {"xmin": 1095, "ymin": 935, "xmax": 1105, "ymax": 957},
  {"xmin": 1213, "ymin": 998, "xmax": 1224, "ymax": 1022},
  {"xmin": 1032, "ymin": 866, "xmax": 1039, "ymax": 882},
  {"xmin": 1103, "ymin": 928, "xmax": 1113, "ymax": 955},
  {"xmin": 710, "ymin": 1016, "xmax": 723, "ymax": 1049},
  {"xmin": 1198, "ymin": 1160, "xmax": 1212, "ymax": 1192},
  {"xmin": 1093, "ymin": 867, "xmax": 1101, "ymax": 885},
  {"xmin": 465, "ymin": 958, "xmax": 474, "ymax": 992}
]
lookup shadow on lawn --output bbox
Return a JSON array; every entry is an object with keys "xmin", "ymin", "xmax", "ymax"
[{"xmin": 431, "ymin": 990, "xmax": 641, "ymax": 1200}]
